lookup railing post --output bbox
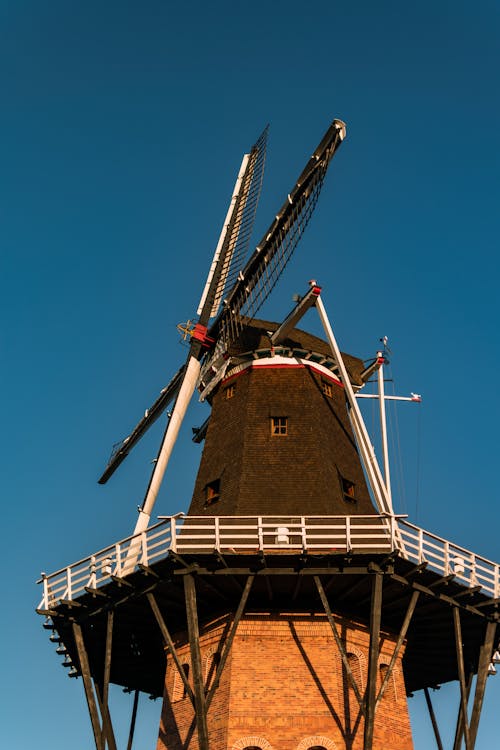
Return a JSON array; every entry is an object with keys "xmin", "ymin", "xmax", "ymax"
[
  {"xmin": 141, "ymin": 532, "xmax": 148, "ymax": 565},
  {"xmin": 495, "ymin": 564, "xmax": 500, "ymax": 599},
  {"xmin": 42, "ymin": 573, "xmax": 49, "ymax": 609},
  {"xmin": 390, "ymin": 515, "xmax": 396, "ymax": 551},
  {"xmin": 444, "ymin": 541, "xmax": 450, "ymax": 576},
  {"xmin": 301, "ymin": 516, "xmax": 307, "ymax": 550},
  {"xmin": 470, "ymin": 552, "xmax": 476, "ymax": 587},
  {"xmin": 89, "ymin": 556, "xmax": 96, "ymax": 588},
  {"xmin": 66, "ymin": 567, "xmax": 72, "ymax": 600},
  {"xmin": 215, "ymin": 517, "xmax": 220, "ymax": 552},
  {"xmin": 418, "ymin": 528, "xmax": 424, "ymax": 563},
  {"xmin": 115, "ymin": 543, "xmax": 121, "ymax": 576},
  {"xmin": 170, "ymin": 517, "xmax": 177, "ymax": 553},
  {"xmin": 258, "ymin": 517, "xmax": 264, "ymax": 550},
  {"xmin": 346, "ymin": 516, "xmax": 352, "ymax": 553}
]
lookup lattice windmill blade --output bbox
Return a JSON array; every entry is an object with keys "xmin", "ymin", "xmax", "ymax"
[
  {"xmin": 98, "ymin": 128, "xmax": 268, "ymax": 486},
  {"xmin": 197, "ymin": 126, "xmax": 268, "ymax": 321},
  {"xmin": 136, "ymin": 119, "xmax": 347, "ymax": 531},
  {"xmin": 99, "ymin": 119, "xmax": 347, "ymax": 537},
  {"xmin": 200, "ymin": 118, "xmax": 346, "ymax": 385},
  {"xmin": 98, "ymin": 364, "xmax": 186, "ymax": 484}
]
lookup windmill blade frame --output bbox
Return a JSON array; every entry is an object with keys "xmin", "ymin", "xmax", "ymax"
[
  {"xmin": 98, "ymin": 128, "xmax": 269, "ymax": 485},
  {"xmin": 201, "ymin": 118, "xmax": 346, "ymax": 381}
]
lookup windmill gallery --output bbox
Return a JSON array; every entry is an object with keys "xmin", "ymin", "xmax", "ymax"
[{"xmin": 37, "ymin": 120, "xmax": 500, "ymax": 750}]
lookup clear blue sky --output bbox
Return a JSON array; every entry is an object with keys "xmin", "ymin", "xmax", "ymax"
[{"xmin": 1, "ymin": 1, "xmax": 499, "ymax": 747}]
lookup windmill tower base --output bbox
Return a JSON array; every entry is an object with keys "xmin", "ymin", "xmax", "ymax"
[{"xmin": 158, "ymin": 612, "xmax": 413, "ymax": 750}]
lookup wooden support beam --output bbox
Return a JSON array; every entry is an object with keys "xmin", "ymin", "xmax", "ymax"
[
  {"xmin": 469, "ymin": 621, "xmax": 497, "ymax": 747},
  {"xmin": 72, "ymin": 621, "xmax": 104, "ymax": 750},
  {"xmin": 314, "ymin": 576, "xmax": 364, "ymax": 710},
  {"xmin": 95, "ymin": 684, "xmax": 118, "ymax": 750},
  {"xmin": 184, "ymin": 574, "xmax": 210, "ymax": 750},
  {"xmin": 206, "ymin": 575, "xmax": 254, "ymax": 709},
  {"xmin": 424, "ymin": 687, "xmax": 444, "ymax": 750},
  {"xmin": 126, "ymin": 690, "xmax": 139, "ymax": 750},
  {"xmin": 99, "ymin": 610, "xmax": 116, "ymax": 750},
  {"xmin": 103, "ymin": 610, "xmax": 113, "ymax": 705},
  {"xmin": 147, "ymin": 592, "xmax": 195, "ymax": 706},
  {"xmin": 363, "ymin": 572, "xmax": 383, "ymax": 750},
  {"xmin": 452, "ymin": 671, "xmax": 473, "ymax": 750},
  {"xmin": 453, "ymin": 607, "xmax": 471, "ymax": 750},
  {"xmin": 376, "ymin": 590, "xmax": 420, "ymax": 706}
]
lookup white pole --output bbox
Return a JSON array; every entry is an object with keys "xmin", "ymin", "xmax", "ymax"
[
  {"xmin": 377, "ymin": 351, "xmax": 392, "ymax": 503},
  {"xmin": 197, "ymin": 153, "xmax": 250, "ymax": 318},
  {"xmin": 315, "ymin": 295, "xmax": 394, "ymax": 516},
  {"xmin": 132, "ymin": 355, "xmax": 201, "ymax": 536}
]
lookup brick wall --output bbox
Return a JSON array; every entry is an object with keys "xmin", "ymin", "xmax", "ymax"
[{"xmin": 157, "ymin": 613, "xmax": 414, "ymax": 750}]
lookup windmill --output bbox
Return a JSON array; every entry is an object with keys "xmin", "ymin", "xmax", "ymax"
[
  {"xmin": 98, "ymin": 119, "xmax": 347, "ymax": 534},
  {"xmin": 38, "ymin": 119, "xmax": 500, "ymax": 750}
]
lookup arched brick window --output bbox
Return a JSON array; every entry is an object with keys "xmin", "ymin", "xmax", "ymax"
[
  {"xmin": 346, "ymin": 650, "xmax": 363, "ymax": 690},
  {"xmin": 296, "ymin": 737, "xmax": 337, "ymax": 750},
  {"xmin": 203, "ymin": 646, "xmax": 220, "ymax": 689},
  {"xmin": 172, "ymin": 662, "xmax": 190, "ymax": 702},
  {"xmin": 232, "ymin": 737, "xmax": 273, "ymax": 750},
  {"xmin": 379, "ymin": 661, "xmax": 398, "ymax": 701}
]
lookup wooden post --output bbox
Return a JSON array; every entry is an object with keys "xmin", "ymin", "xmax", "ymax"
[
  {"xmin": 376, "ymin": 590, "xmax": 420, "ymax": 705},
  {"xmin": 184, "ymin": 574, "xmax": 210, "ymax": 750},
  {"xmin": 126, "ymin": 690, "xmax": 140, "ymax": 750},
  {"xmin": 424, "ymin": 687, "xmax": 444, "ymax": 750},
  {"xmin": 453, "ymin": 672, "xmax": 473, "ymax": 750},
  {"xmin": 453, "ymin": 607, "xmax": 471, "ymax": 750},
  {"xmin": 314, "ymin": 575, "xmax": 364, "ymax": 709},
  {"xmin": 147, "ymin": 592, "xmax": 195, "ymax": 706},
  {"xmin": 469, "ymin": 621, "xmax": 497, "ymax": 747},
  {"xmin": 72, "ymin": 621, "xmax": 104, "ymax": 750},
  {"xmin": 206, "ymin": 575, "xmax": 254, "ymax": 709},
  {"xmin": 363, "ymin": 572, "xmax": 383, "ymax": 750}
]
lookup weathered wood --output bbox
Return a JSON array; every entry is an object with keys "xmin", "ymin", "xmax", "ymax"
[
  {"xmin": 184, "ymin": 574, "xmax": 210, "ymax": 750},
  {"xmin": 453, "ymin": 672, "xmax": 473, "ymax": 750},
  {"xmin": 453, "ymin": 607, "xmax": 471, "ymax": 750},
  {"xmin": 424, "ymin": 687, "xmax": 444, "ymax": 750},
  {"xmin": 95, "ymin": 684, "xmax": 118, "ymax": 750},
  {"xmin": 363, "ymin": 572, "xmax": 383, "ymax": 750},
  {"xmin": 206, "ymin": 575, "xmax": 254, "ymax": 709},
  {"xmin": 103, "ymin": 610, "xmax": 113, "ymax": 705},
  {"xmin": 147, "ymin": 592, "xmax": 195, "ymax": 705},
  {"xmin": 72, "ymin": 621, "xmax": 103, "ymax": 750},
  {"xmin": 376, "ymin": 590, "xmax": 420, "ymax": 706},
  {"xmin": 126, "ymin": 690, "xmax": 139, "ymax": 750},
  {"xmin": 314, "ymin": 576, "xmax": 364, "ymax": 709},
  {"xmin": 469, "ymin": 621, "xmax": 497, "ymax": 747}
]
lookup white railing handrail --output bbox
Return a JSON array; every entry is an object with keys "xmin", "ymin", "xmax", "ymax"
[{"xmin": 37, "ymin": 515, "xmax": 500, "ymax": 609}]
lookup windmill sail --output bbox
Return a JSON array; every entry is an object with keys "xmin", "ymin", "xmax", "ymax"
[
  {"xmin": 98, "ymin": 119, "xmax": 346, "ymax": 491},
  {"xmin": 197, "ymin": 126, "xmax": 268, "ymax": 320},
  {"xmin": 203, "ymin": 119, "xmax": 346, "ymax": 373}
]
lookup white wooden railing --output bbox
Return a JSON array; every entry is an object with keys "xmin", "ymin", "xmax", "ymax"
[{"xmin": 37, "ymin": 515, "xmax": 500, "ymax": 610}]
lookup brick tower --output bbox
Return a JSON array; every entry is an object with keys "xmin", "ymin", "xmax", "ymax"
[{"xmin": 155, "ymin": 320, "xmax": 414, "ymax": 750}]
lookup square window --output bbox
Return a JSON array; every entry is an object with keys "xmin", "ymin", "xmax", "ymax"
[
  {"xmin": 322, "ymin": 380, "xmax": 333, "ymax": 398},
  {"xmin": 340, "ymin": 475, "xmax": 356, "ymax": 502},
  {"xmin": 271, "ymin": 416, "xmax": 288, "ymax": 436},
  {"xmin": 205, "ymin": 479, "xmax": 220, "ymax": 506}
]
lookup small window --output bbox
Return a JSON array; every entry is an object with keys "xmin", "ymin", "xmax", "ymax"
[
  {"xmin": 172, "ymin": 662, "xmax": 190, "ymax": 701},
  {"xmin": 225, "ymin": 383, "xmax": 235, "ymax": 399},
  {"xmin": 271, "ymin": 416, "xmax": 288, "ymax": 436},
  {"xmin": 204, "ymin": 479, "xmax": 220, "ymax": 506},
  {"xmin": 340, "ymin": 475, "xmax": 356, "ymax": 503},
  {"xmin": 322, "ymin": 380, "xmax": 333, "ymax": 398}
]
